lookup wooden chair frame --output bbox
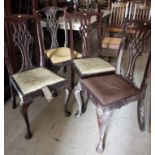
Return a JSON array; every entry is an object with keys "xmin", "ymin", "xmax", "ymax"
[
  {"xmin": 4, "ymin": 14, "xmax": 71, "ymax": 139},
  {"xmin": 74, "ymin": 20, "xmax": 151, "ymax": 152},
  {"xmin": 39, "ymin": 6, "xmax": 77, "ymax": 89}
]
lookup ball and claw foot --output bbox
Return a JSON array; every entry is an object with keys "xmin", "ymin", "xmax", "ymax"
[{"xmin": 25, "ymin": 132, "xmax": 32, "ymax": 139}]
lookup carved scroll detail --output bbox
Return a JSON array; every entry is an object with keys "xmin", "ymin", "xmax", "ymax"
[
  {"xmin": 12, "ymin": 22, "xmax": 33, "ymax": 72},
  {"xmin": 45, "ymin": 8, "xmax": 59, "ymax": 48},
  {"xmin": 125, "ymin": 23, "xmax": 151, "ymax": 81},
  {"xmin": 79, "ymin": 14, "xmax": 92, "ymax": 57}
]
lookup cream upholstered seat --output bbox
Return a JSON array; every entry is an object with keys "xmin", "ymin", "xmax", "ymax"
[
  {"xmin": 73, "ymin": 57, "xmax": 115, "ymax": 77},
  {"xmin": 45, "ymin": 47, "xmax": 82, "ymax": 64},
  {"xmin": 12, "ymin": 67, "xmax": 65, "ymax": 95},
  {"xmin": 102, "ymin": 37, "xmax": 122, "ymax": 49}
]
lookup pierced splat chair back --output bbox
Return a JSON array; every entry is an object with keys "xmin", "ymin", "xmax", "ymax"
[
  {"xmin": 5, "ymin": 14, "xmax": 44, "ymax": 74},
  {"xmin": 39, "ymin": 7, "xmax": 67, "ymax": 49},
  {"xmin": 124, "ymin": 20, "xmax": 151, "ymax": 85},
  {"xmin": 65, "ymin": 11, "xmax": 103, "ymax": 57}
]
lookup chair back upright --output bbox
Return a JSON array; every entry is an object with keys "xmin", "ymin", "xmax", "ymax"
[
  {"xmin": 65, "ymin": 11, "xmax": 103, "ymax": 58},
  {"xmin": 4, "ymin": 14, "xmax": 44, "ymax": 75},
  {"xmin": 124, "ymin": 20, "xmax": 151, "ymax": 85}
]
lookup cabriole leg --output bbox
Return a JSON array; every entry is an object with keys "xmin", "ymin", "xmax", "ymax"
[
  {"xmin": 81, "ymin": 91, "xmax": 89, "ymax": 113},
  {"xmin": 20, "ymin": 102, "xmax": 32, "ymax": 139},
  {"xmin": 96, "ymin": 105, "xmax": 112, "ymax": 153},
  {"xmin": 74, "ymin": 82, "xmax": 83, "ymax": 117},
  {"xmin": 64, "ymin": 88, "xmax": 71, "ymax": 117}
]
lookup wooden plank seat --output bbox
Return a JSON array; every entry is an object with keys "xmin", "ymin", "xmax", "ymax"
[{"xmin": 80, "ymin": 74, "xmax": 140, "ymax": 107}]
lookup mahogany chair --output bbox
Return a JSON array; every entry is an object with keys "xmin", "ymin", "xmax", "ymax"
[
  {"xmin": 4, "ymin": 14, "xmax": 71, "ymax": 139},
  {"xmin": 39, "ymin": 7, "xmax": 82, "ymax": 88},
  {"xmin": 74, "ymin": 20, "xmax": 151, "ymax": 152},
  {"xmin": 64, "ymin": 11, "xmax": 125, "ymax": 116}
]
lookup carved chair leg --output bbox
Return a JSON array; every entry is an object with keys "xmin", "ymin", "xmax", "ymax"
[
  {"xmin": 10, "ymin": 82, "xmax": 16, "ymax": 109},
  {"xmin": 137, "ymin": 99, "xmax": 145, "ymax": 131},
  {"xmin": 96, "ymin": 105, "xmax": 112, "ymax": 153},
  {"xmin": 64, "ymin": 88, "xmax": 71, "ymax": 117},
  {"xmin": 20, "ymin": 102, "xmax": 32, "ymax": 139},
  {"xmin": 81, "ymin": 91, "xmax": 89, "ymax": 113},
  {"xmin": 74, "ymin": 82, "xmax": 83, "ymax": 117}
]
